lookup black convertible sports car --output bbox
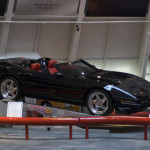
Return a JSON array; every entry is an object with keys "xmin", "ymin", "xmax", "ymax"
[{"xmin": 0, "ymin": 57, "xmax": 150, "ymax": 116}]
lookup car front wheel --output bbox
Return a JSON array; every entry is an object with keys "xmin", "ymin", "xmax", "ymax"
[
  {"xmin": 0, "ymin": 76, "xmax": 21, "ymax": 100},
  {"xmin": 86, "ymin": 89, "xmax": 114, "ymax": 116}
]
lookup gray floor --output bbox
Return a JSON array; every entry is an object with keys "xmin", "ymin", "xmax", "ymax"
[{"xmin": 0, "ymin": 126, "xmax": 150, "ymax": 150}]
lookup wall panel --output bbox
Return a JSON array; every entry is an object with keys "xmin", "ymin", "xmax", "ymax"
[
  {"xmin": 6, "ymin": 24, "xmax": 38, "ymax": 52},
  {"xmin": 77, "ymin": 24, "xmax": 108, "ymax": 59},
  {"xmin": 107, "ymin": 23, "xmax": 144, "ymax": 58},
  {"xmin": 38, "ymin": 24, "xmax": 73, "ymax": 59},
  {"xmin": 105, "ymin": 59, "xmax": 138, "ymax": 75}
]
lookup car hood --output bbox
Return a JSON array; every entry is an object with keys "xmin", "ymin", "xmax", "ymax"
[
  {"xmin": 85, "ymin": 70, "xmax": 132, "ymax": 85},
  {"xmin": 85, "ymin": 70, "xmax": 150, "ymax": 97}
]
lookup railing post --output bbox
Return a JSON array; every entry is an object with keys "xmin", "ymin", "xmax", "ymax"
[
  {"xmin": 69, "ymin": 125, "xmax": 72, "ymax": 140},
  {"xmin": 144, "ymin": 125, "xmax": 147, "ymax": 140},
  {"xmin": 26, "ymin": 110, "xmax": 30, "ymax": 117},
  {"xmin": 25, "ymin": 125, "xmax": 29, "ymax": 140},
  {"xmin": 85, "ymin": 125, "xmax": 89, "ymax": 139}
]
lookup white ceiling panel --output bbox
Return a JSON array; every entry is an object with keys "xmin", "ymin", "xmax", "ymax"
[
  {"xmin": 107, "ymin": 23, "xmax": 144, "ymax": 58},
  {"xmin": 6, "ymin": 23, "xmax": 37, "ymax": 52},
  {"xmin": 38, "ymin": 24, "xmax": 73, "ymax": 59},
  {"xmin": 77, "ymin": 24, "xmax": 109, "ymax": 59}
]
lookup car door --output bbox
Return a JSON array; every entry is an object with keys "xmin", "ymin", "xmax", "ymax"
[
  {"xmin": 51, "ymin": 73, "xmax": 87, "ymax": 103},
  {"xmin": 20, "ymin": 69, "xmax": 58, "ymax": 98},
  {"xmin": 20, "ymin": 69, "xmax": 87, "ymax": 103}
]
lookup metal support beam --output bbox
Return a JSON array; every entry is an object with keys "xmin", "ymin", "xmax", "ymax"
[
  {"xmin": 0, "ymin": 20, "xmax": 147, "ymax": 24},
  {"xmin": 140, "ymin": 32, "xmax": 150, "ymax": 78},
  {"xmin": 68, "ymin": 0, "xmax": 86, "ymax": 61},
  {"xmin": 137, "ymin": 4, "xmax": 150, "ymax": 78},
  {"xmin": 0, "ymin": 0, "xmax": 15, "ymax": 56},
  {"xmin": 34, "ymin": 24, "xmax": 42, "ymax": 53},
  {"xmin": 102, "ymin": 23, "xmax": 113, "ymax": 69}
]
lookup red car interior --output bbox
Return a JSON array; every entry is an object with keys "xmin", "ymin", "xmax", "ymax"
[
  {"xmin": 48, "ymin": 60, "xmax": 58, "ymax": 74},
  {"xmin": 30, "ymin": 63, "xmax": 41, "ymax": 71}
]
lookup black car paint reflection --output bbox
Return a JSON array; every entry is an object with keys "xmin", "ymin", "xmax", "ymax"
[{"xmin": 0, "ymin": 57, "xmax": 149, "ymax": 116}]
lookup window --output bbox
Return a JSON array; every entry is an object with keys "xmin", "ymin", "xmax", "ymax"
[
  {"xmin": 0, "ymin": 0, "xmax": 8, "ymax": 16},
  {"xmin": 86, "ymin": 0, "xmax": 149, "ymax": 17}
]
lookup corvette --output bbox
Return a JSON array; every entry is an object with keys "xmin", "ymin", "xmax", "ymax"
[{"xmin": 0, "ymin": 57, "xmax": 150, "ymax": 116}]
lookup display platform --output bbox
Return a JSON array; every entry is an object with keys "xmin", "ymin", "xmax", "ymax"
[
  {"xmin": 1, "ymin": 99, "xmax": 150, "ymax": 141},
  {"xmin": 3, "ymin": 99, "xmax": 150, "ymax": 118},
  {"xmin": 3, "ymin": 99, "xmax": 91, "ymax": 118}
]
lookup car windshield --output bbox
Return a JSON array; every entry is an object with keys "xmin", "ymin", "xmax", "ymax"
[{"xmin": 56, "ymin": 59, "xmax": 97, "ymax": 77}]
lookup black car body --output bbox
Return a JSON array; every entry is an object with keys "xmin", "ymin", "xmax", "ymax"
[{"xmin": 0, "ymin": 57, "xmax": 150, "ymax": 116}]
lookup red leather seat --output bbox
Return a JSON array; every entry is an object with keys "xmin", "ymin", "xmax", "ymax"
[
  {"xmin": 30, "ymin": 63, "xmax": 41, "ymax": 71},
  {"xmin": 48, "ymin": 60, "xmax": 58, "ymax": 74}
]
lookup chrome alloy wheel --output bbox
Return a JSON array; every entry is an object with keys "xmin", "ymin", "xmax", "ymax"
[
  {"xmin": 88, "ymin": 92, "xmax": 109, "ymax": 115},
  {"xmin": 1, "ymin": 79, "xmax": 18, "ymax": 99}
]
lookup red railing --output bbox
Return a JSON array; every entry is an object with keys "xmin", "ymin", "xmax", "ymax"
[
  {"xmin": 110, "ymin": 111, "xmax": 150, "ymax": 117},
  {"xmin": 80, "ymin": 116, "xmax": 150, "ymax": 140},
  {"xmin": 0, "ymin": 115, "xmax": 150, "ymax": 140},
  {"xmin": 0, "ymin": 117, "xmax": 79, "ymax": 140}
]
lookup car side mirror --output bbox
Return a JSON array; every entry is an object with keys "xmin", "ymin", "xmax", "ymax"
[{"xmin": 55, "ymin": 72, "xmax": 63, "ymax": 78}]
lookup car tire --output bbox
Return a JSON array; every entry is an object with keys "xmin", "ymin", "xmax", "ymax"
[
  {"xmin": 0, "ymin": 76, "xmax": 21, "ymax": 100},
  {"xmin": 42, "ymin": 101, "xmax": 52, "ymax": 107},
  {"xmin": 86, "ymin": 89, "xmax": 114, "ymax": 116}
]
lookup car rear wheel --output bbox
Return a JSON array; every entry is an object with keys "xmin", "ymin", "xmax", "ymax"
[
  {"xmin": 0, "ymin": 76, "xmax": 21, "ymax": 100},
  {"xmin": 86, "ymin": 89, "xmax": 114, "ymax": 116},
  {"xmin": 42, "ymin": 101, "xmax": 52, "ymax": 107}
]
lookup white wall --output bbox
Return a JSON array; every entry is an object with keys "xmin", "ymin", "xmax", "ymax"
[
  {"xmin": 6, "ymin": 23, "xmax": 38, "ymax": 52},
  {"xmin": 38, "ymin": 23, "xmax": 73, "ymax": 60},
  {"xmin": 76, "ymin": 22, "xmax": 144, "ymax": 75},
  {"xmin": 5, "ymin": 21, "xmax": 144, "ymax": 76},
  {"xmin": 107, "ymin": 23, "xmax": 143, "ymax": 58},
  {"xmin": 0, "ymin": 0, "xmax": 149, "ymax": 81},
  {"xmin": 77, "ymin": 23, "xmax": 109, "ymax": 59},
  {"xmin": 105, "ymin": 59, "xmax": 138, "ymax": 75},
  {"xmin": 77, "ymin": 23, "xmax": 143, "ymax": 59},
  {"xmin": 146, "ymin": 59, "xmax": 150, "ymax": 81}
]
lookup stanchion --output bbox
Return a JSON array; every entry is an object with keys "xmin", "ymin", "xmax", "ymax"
[
  {"xmin": 144, "ymin": 125, "xmax": 147, "ymax": 140},
  {"xmin": 69, "ymin": 125, "xmax": 72, "ymax": 140},
  {"xmin": 25, "ymin": 125, "xmax": 29, "ymax": 140},
  {"xmin": 85, "ymin": 125, "xmax": 89, "ymax": 139},
  {"xmin": 26, "ymin": 110, "xmax": 31, "ymax": 117}
]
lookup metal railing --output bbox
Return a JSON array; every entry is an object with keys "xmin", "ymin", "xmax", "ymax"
[{"xmin": 0, "ymin": 115, "xmax": 150, "ymax": 140}]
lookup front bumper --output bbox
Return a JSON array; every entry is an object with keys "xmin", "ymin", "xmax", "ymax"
[{"xmin": 114, "ymin": 98, "xmax": 150, "ymax": 114}]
